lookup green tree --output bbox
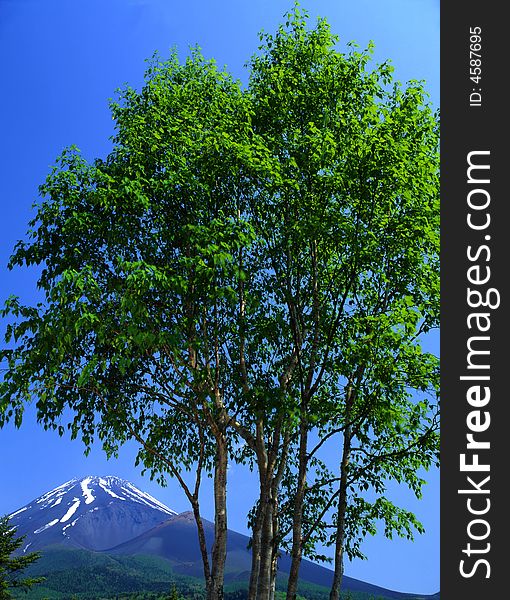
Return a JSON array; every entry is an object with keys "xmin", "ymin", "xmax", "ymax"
[
  {"xmin": 168, "ymin": 584, "xmax": 182, "ymax": 600},
  {"xmin": 0, "ymin": 5, "xmax": 439, "ymax": 600},
  {"xmin": 237, "ymin": 6, "xmax": 439, "ymax": 599},
  {"xmin": 1, "ymin": 48, "xmax": 255, "ymax": 600},
  {"xmin": 0, "ymin": 516, "xmax": 44, "ymax": 598}
]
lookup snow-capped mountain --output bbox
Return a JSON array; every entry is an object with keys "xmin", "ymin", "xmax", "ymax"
[
  {"xmin": 7, "ymin": 477, "xmax": 439, "ymax": 600},
  {"xmin": 9, "ymin": 475, "xmax": 177, "ymax": 553}
]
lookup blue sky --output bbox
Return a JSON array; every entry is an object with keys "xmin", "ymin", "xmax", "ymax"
[{"xmin": 0, "ymin": 0, "xmax": 439, "ymax": 594}]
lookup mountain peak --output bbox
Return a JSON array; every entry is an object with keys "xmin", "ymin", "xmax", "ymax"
[
  {"xmin": 9, "ymin": 475, "xmax": 177, "ymax": 553},
  {"xmin": 25, "ymin": 475, "xmax": 176, "ymax": 516}
]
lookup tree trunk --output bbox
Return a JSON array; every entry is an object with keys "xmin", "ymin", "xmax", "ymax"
[
  {"xmin": 246, "ymin": 419, "xmax": 289, "ymax": 600},
  {"xmin": 269, "ymin": 558, "xmax": 277, "ymax": 600},
  {"xmin": 247, "ymin": 417, "xmax": 270, "ymax": 600},
  {"xmin": 269, "ymin": 496, "xmax": 279, "ymax": 600},
  {"xmin": 286, "ymin": 418, "xmax": 308, "ymax": 600},
  {"xmin": 191, "ymin": 500, "xmax": 213, "ymax": 597},
  {"xmin": 256, "ymin": 482, "xmax": 274, "ymax": 599},
  {"xmin": 249, "ymin": 418, "xmax": 274, "ymax": 600},
  {"xmin": 209, "ymin": 433, "xmax": 228, "ymax": 600},
  {"xmin": 329, "ymin": 416, "xmax": 352, "ymax": 600},
  {"xmin": 329, "ymin": 471, "xmax": 349, "ymax": 600},
  {"xmin": 248, "ymin": 500, "xmax": 263, "ymax": 600}
]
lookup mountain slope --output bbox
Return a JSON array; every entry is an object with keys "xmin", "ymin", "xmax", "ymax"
[
  {"xmin": 9, "ymin": 475, "xmax": 176, "ymax": 552},
  {"xmin": 108, "ymin": 511, "xmax": 433, "ymax": 600},
  {"xmin": 8, "ymin": 477, "xmax": 438, "ymax": 599},
  {"xmin": 13, "ymin": 546, "xmax": 438, "ymax": 600}
]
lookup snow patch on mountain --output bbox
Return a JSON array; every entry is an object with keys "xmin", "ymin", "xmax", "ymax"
[
  {"xmin": 122, "ymin": 482, "xmax": 175, "ymax": 515},
  {"xmin": 35, "ymin": 479, "xmax": 74, "ymax": 506},
  {"xmin": 80, "ymin": 477, "xmax": 95, "ymax": 504},
  {"xmin": 8, "ymin": 506, "xmax": 28, "ymax": 519},
  {"xmin": 62, "ymin": 518, "xmax": 79, "ymax": 536},
  {"xmin": 98, "ymin": 479, "xmax": 125, "ymax": 500},
  {"xmin": 60, "ymin": 498, "xmax": 80, "ymax": 523},
  {"xmin": 34, "ymin": 519, "xmax": 59, "ymax": 534}
]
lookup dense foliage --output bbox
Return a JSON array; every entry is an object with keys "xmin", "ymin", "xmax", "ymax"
[
  {"xmin": 1, "ymin": 5, "xmax": 439, "ymax": 600},
  {"xmin": 0, "ymin": 516, "xmax": 44, "ymax": 599},
  {"xmin": 8, "ymin": 547, "xmax": 409, "ymax": 600},
  {"xmin": 7, "ymin": 547, "xmax": 411, "ymax": 600}
]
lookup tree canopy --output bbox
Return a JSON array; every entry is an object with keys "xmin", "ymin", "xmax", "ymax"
[
  {"xmin": 1, "ymin": 6, "xmax": 439, "ymax": 600},
  {"xmin": 0, "ymin": 516, "xmax": 44, "ymax": 599}
]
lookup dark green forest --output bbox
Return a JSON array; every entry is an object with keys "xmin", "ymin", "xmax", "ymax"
[{"xmin": 9, "ymin": 548, "xmax": 432, "ymax": 600}]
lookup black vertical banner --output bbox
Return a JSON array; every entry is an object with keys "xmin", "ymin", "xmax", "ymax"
[{"xmin": 441, "ymin": 3, "xmax": 507, "ymax": 599}]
